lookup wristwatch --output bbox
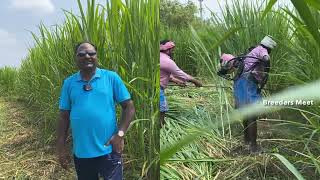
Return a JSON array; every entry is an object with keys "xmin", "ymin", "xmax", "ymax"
[{"xmin": 117, "ymin": 130, "xmax": 124, "ymax": 137}]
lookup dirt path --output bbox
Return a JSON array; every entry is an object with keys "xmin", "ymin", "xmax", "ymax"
[{"xmin": 0, "ymin": 98, "xmax": 75, "ymax": 180}]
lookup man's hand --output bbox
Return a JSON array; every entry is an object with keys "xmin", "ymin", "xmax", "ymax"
[
  {"xmin": 194, "ymin": 81, "xmax": 202, "ymax": 87},
  {"xmin": 56, "ymin": 110, "xmax": 70, "ymax": 169},
  {"xmin": 177, "ymin": 81, "xmax": 187, "ymax": 87},
  {"xmin": 106, "ymin": 99, "xmax": 134, "ymax": 154},
  {"xmin": 56, "ymin": 145, "xmax": 70, "ymax": 169},
  {"xmin": 105, "ymin": 135, "xmax": 124, "ymax": 154},
  {"xmin": 189, "ymin": 78, "xmax": 202, "ymax": 87}
]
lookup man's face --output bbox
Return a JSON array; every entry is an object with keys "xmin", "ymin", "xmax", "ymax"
[{"xmin": 76, "ymin": 43, "xmax": 98, "ymax": 71}]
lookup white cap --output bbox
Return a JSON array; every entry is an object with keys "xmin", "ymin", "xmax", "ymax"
[{"xmin": 261, "ymin": 35, "xmax": 277, "ymax": 49}]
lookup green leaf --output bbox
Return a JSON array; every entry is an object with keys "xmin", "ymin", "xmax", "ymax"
[
  {"xmin": 262, "ymin": 0, "xmax": 278, "ymax": 19},
  {"xmin": 305, "ymin": 0, "xmax": 320, "ymax": 11},
  {"xmin": 160, "ymin": 131, "xmax": 205, "ymax": 165},
  {"xmin": 272, "ymin": 153, "xmax": 305, "ymax": 180},
  {"xmin": 290, "ymin": 0, "xmax": 320, "ymax": 48}
]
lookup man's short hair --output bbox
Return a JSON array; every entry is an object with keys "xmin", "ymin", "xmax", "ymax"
[
  {"xmin": 74, "ymin": 41, "xmax": 97, "ymax": 55},
  {"xmin": 160, "ymin": 39, "xmax": 171, "ymax": 45}
]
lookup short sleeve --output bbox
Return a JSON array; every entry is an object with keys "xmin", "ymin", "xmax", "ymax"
[
  {"xmin": 112, "ymin": 73, "xmax": 131, "ymax": 103},
  {"xmin": 259, "ymin": 47, "xmax": 269, "ymax": 60},
  {"xmin": 59, "ymin": 79, "xmax": 71, "ymax": 110}
]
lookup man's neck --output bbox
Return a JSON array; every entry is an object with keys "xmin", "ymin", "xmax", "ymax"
[{"xmin": 80, "ymin": 68, "xmax": 96, "ymax": 81}]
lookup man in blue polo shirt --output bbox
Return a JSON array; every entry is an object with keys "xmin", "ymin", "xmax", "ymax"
[{"xmin": 56, "ymin": 41, "xmax": 135, "ymax": 180}]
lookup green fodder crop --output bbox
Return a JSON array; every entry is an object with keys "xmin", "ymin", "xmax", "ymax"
[
  {"xmin": 11, "ymin": 0, "xmax": 159, "ymax": 178},
  {"xmin": 161, "ymin": 86, "xmax": 320, "ymax": 179},
  {"xmin": 163, "ymin": 0, "xmax": 294, "ymax": 91},
  {"xmin": 160, "ymin": 27, "xmax": 200, "ymax": 75},
  {"xmin": 160, "ymin": 0, "xmax": 320, "ymax": 179},
  {"xmin": 0, "ymin": 67, "xmax": 18, "ymax": 96}
]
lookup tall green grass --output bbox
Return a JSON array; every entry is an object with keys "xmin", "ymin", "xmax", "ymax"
[
  {"xmin": 160, "ymin": 0, "xmax": 320, "ymax": 179},
  {"xmin": 161, "ymin": 83, "xmax": 320, "ymax": 179},
  {"xmin": 163, "ymin": 0, "xmax": 294, "ymax": 91},
  {"xmin": 1, "ymin": 0, "xmax": 159, "ymax": 178},
  {"xmin": 0, "ymin": 67, "xmax": 18, "ymax": 96}
]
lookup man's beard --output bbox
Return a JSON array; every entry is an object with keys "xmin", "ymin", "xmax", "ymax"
[{"xmin": 78, "ymin": 61, "xmax": 97, "ymax": 71}]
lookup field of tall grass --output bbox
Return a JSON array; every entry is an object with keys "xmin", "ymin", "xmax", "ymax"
[
  {"xmin": 1, "ymin": 0, "xmax": 320, "ymax": 179},
  {"xmin": 0, "ymin": 67, "xmax": 17, "ymax": 96},
  {"xmin": 160, "ymin": 0, "xmax": 320, "ymax": 179},
  {"xmin": 0, "ymin": 0, "xmax": 159, "ymax": 179}
]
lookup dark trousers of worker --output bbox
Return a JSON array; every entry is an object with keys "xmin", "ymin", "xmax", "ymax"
[
  {"xmin": 73, "ymin": 151, "xmax": 123, "ymax": 180},
  {"xmin": 243, "ymin": 116, "xmax": 258, "ymax": 144}
]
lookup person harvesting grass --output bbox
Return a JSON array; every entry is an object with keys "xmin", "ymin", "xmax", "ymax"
[
  {"xmin": 160, "ymin": 40, "xmax": 202, "ymax": 127},
  {"xmin": 218, "ymin": 35, "xmax": 277, "ymax": 153}
]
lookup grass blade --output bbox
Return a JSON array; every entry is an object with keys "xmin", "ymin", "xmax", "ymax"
[{"xmin": 272, "ymin": 153, "xmax": 305, "ymax": 180}]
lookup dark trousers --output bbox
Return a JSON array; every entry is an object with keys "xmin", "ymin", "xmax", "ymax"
[{"xmin": 73, "ymin": 152, "xmax": 123, "ymax": 180}]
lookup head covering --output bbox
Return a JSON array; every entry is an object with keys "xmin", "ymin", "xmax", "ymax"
[
  {"xmin": 218, "ymin": 53, "xmax": 236, "ymax": 76},
  {"xmin": 160, "ymin": 41, "xmax": 175, "ymax": 51},
  {"xmin": 220, "ymin": 53, "xmax": 235, "ymax": 66},
  {"xmin": 261, "ymin": 35, "xmax": 277, "ymax": 49}
]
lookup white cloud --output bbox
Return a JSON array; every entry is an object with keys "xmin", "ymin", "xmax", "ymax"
[
  {"xmin": 0, "ymin": 28, "xmax": 27, "ymax": 67},
  {"xmin": 11, "ymin": 0, "xmax": 55, "ymax": 14}
]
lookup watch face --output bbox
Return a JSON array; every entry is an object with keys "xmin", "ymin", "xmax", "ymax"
[{"xmin": 118, "ymin": 131, "xmax": 124, "ymax": 137}]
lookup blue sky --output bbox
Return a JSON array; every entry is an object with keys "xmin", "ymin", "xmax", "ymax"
[
  {"xmin": 0, "ymin": 0, "xmax": 105, "ymax": 67},
  {"xmin": 179, "ymin": 0, "xmax": 292, "ymax": 18}
]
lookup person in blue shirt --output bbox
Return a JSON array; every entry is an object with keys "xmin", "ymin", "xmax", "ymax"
[{"xmin": 56, "ymin": 41, "xmax": 135, "ymax": 180}]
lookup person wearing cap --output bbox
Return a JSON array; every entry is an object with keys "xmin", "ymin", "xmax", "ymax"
[
  {"xmin": 160, "ymin": 39, "xmax": 203, "ymax": 127},
  {"xmin": 233, "ymin": 35, "xmax": 277, "ymax": 153}
]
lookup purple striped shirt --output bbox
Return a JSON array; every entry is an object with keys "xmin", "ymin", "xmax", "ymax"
[{"xmin": 243, "ymin": 45, "xmax": 269, "ymax": 82}]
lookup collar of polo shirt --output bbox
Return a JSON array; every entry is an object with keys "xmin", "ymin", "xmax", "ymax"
[{"xmin": 76, "ymin": 67, "xmax": 102, "ymax": 82}]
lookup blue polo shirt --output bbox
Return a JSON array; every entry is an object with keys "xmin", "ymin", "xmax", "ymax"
[{"xmin": 59, "ymin": 68, "xmax": 131, "ymax": 158}]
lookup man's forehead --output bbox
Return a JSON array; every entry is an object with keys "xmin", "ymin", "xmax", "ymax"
[{"xmin": 77, "ymin": 43, "xmax": 95, "ymax": 51}]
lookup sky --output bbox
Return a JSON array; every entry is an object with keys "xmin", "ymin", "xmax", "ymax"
[
  {"xmin": 0, "ymin": 0, "xmax": 105, "ymax": 68},
  {"xmin": 179, "ymin": 0, "xmax": 292, "ymax": 18},
  {"xmin": 0, "ymin": 0, "xmax": 292, "ymax": 67}
]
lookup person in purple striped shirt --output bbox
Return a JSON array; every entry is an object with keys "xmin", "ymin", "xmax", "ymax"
[{"xmin": 233, "ymin": 35, "xmax": 277, "ymax": 153}]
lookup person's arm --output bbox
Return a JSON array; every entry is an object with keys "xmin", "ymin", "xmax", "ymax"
[
  {"xmin": 105, "ymin": 72, "xmax": 135, "ymax": 153},
  {"xmin": 170, "ymin": 75, "xmax": 186, "ymax": 87},
  {"xmin": 56, "ymin": 110, "xmax": 70, "ymax": 169},
  {"xmin": 259, "ymin": 55, "xmax": 270, "ymax": 91},
  {"xmin": 106, "ymin": 100, "xmax": 135, "ymax": 154},
  {"xmin": 165, "ymin": 58, "xmax": 202, "ymax": 87},
  {"xmin": 263, "ymin": 55, "xmax": 270, "ymax": 72},
  {"xmin": 118, "ymin": 99, "xmax": 135, "ymax": 133},
  {"xmin": 262, "ymin": 55, "xmax": 270, "ymax": 62},
  {"xmin": 56, "ymin": 79, "xmax": 71, "ymax": 169}
]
